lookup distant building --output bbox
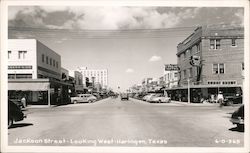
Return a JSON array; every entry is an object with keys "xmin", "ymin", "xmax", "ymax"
[
  {"xmin": 163, "ymin": 64, "xmax": 179, "ymax": 89},
  {"xmin": 174, "ymin": 25, "xmax": 244, "ymax": 102},
  {"xmin": 77, "ymin": 67, "xmax": 108, "ymax": 89},
  {"xmin": 69, "ymin": 70, "xmax": 84, "ymax": 94},
  {"xmin": 8, "ymin": 39, "xmax": 71, "ymax": 106}
]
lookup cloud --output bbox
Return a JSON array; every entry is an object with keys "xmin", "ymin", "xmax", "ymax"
[
  {"xmin": 149, "ymin": 55, "xmax": 162, "ymax": 62},
  {"xmin": 126, "ymin": 68, "xmax": 134, "ymax": 73},
  {"xmin": 8, "ymin": 6, "xmax": 201, "ymax": 30}
]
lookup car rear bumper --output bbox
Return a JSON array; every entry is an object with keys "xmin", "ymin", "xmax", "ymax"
[{"xmin": 230, "ymin": 118, "xmax": 244, "ymax": 125}]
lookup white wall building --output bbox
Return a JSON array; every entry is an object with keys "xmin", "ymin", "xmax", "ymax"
[
  {"xmin": 77, "ymin": 67, "xmax": 108, "ymax": 88},
  {"xmin": 8, "ymin": 39, "xmax": 61, "ymax": 80},
  {"xmin": 164, "ymin": 64, "xmax": 179, "ymax": 88}
]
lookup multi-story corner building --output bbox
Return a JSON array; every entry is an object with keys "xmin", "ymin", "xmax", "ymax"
[
  {"xmin": 8, "ymin": 39, "xmax": 71, "ymax": 105},
  {"xmin": 164, "ymin": 64, "xmax": 179, "ymax": 89},
  {"xmin": 77, "ymin": 67, "xmax": 108, "ymax": 89},
  {"xmin": 175, "ymin": 25, "xmax": 244, "ymax": 102},
  {"xmin": 8, "ymin": 39, "xmax": 61, "ymax": 80}
]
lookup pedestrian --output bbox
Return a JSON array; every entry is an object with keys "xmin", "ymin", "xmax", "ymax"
[
  {"xmin": 21, "ymin": 96, "xmax": 26, "ymax": 108},
  {"xmin": 217, "ymin": 91, "xmax": 224, "ymax": 108}
]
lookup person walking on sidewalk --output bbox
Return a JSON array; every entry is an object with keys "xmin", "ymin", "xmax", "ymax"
[{"xmin": 217, "ymin": 91, "xmax": 224, "ymax": 108}]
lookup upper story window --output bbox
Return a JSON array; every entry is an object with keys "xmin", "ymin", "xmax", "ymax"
[
  {"xmin": 53, "ymin": 60, "xmax": 55, "ymax": 67},
  {"xmin": 8, "ymin": 51, "xmax": 11, "ymax": 59},
  {"xmin": 46, "ymin": 56, "xmax": 49, "ymax": 64},
  {"xmin": 50, "ymin": 58, "xmax": 52, "ymax": 65},
  {"xmin": 56, "ymin": 61, "xmax": 58, "ymax": 68},
  {"xmin": 42, "ymin": 54, "xmax": 45, "ymax": 62},
  {"xmin": 18, "ymin": 51, "xmax": 27, "ymax": 59},
  {"xmin": 232, "ymin": 38, "xmax": 236, "ymax": 46},
  {"xmin": 197, "ymin": 43, "xmax": 201, "ymax": 52},
  {"xmin": 189, "ymin": 68, "xmax": 193, "ymax": 78},
  {"xmin": 210, "ymin": 39, "xmax": 220, "ymax": 50},
  {"xmin": 242, "ymin": 62, "xmax": 244, "ymax": 71},
  {"xmin": 213, "ymin": 63, "xmax": 225, "ymax": 74}
]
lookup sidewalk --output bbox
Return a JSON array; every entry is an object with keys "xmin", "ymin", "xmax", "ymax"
[{"xmin": 169, "ymin": 101, "xmax": 219, "ymax": 106}]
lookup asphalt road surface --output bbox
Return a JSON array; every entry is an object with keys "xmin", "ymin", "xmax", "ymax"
[{"xmin": 8, "ymin": 97, "xmax": 244, "ymax": 147}]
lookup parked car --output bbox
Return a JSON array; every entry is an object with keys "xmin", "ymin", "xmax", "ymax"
[
  {"xmin": 8, "ymin": 100, "xmax": 26, "ymax": 128},
  {"xmin": 120, "ymin": 93, "xmax": 129, "ymax": 100},
  {"xmin": 71, "ymin": 94, "xmax": 97, "ymax": 103},
  {"xmin": 142, "ymin": 94, "xmax": 155, "ymax": 101},
  {"xmin": 224, "ymin": 94, "xmax": 242, "ymax": 106},
  {"xmin": 230, "ymin": 105, "xmax": 244, "ymax": 129},
  {"xmin": 151, "ymin": 95, "xmax": 171, "ymax": 103},
  {"xmin": 9, "ymin": 98, "xmax": 24, "ymax": 109}
]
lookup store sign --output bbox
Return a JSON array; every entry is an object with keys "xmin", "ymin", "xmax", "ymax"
[{"xmin": 165, "ymin": 64, "xmax": 179, "ymax": 71}]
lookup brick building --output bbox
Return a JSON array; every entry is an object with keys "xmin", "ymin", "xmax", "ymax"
[{"xmin": 171, "ymin": 25, "xmax": 244, "ymax": 102}]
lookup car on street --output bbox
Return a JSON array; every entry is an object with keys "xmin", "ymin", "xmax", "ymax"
[
  {"xmin": 142, "ymin": 94, "xmax": 156, "ymax": 101},
  {"xmin": 120, "ymin": 93, "xmax": 129, "ymax": 100},
  {"xmin": 8, "ymin": 100, "xmax": 26, "ymax": 128},
  {"xmin": 150, "ymin": 94, "xmax": 171, "ymax": 103},
  {"xmin": 71, "ymin": 94, "xmax": 97, "ymax": 103},
  {"xmin": 230, "ymin": 105, "xmax": 244, "ymax": 129},
  {"xmin": 224, "ymin": 94, "xmax": 242, "ymax": 106}
]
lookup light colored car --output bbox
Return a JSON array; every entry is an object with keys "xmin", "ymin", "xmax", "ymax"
[
  {"xmin": 143, "ymin": 94, "xmax": 156, "ymax": 102},
  {"xmin": 71, "ymin": 94, "xmax": 97, "ymax": 103},
  {"xmin": 151, "ymin": 95, "xmax": 171, "ymax": 103}
]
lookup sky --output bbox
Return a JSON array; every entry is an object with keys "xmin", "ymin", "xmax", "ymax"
[{"xmin": 8, "ymin": 6, "xmax": 244, "ymax": 92}]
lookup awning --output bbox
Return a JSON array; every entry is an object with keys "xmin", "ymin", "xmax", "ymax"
[{"xmin": 8, "ymin": 79, "xmax": 50, "ymax": 91}]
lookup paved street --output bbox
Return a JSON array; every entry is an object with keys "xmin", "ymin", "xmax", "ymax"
[{"xmin": 8, "ymin": 98, "xmax": 244, "ymax": 147}]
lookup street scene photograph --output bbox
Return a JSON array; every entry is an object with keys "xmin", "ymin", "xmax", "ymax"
[{"xmin": 4, "ymin": 3, "xmax": 247, "ymax": 151}]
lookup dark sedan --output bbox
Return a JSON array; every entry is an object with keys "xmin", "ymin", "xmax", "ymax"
[
  {"xmin": 8, "ymin": 100, "xmax": 26, "ymax": 128},
  {"xmin": 230, "ymin": 105, "xmax": 244, "ymax": 129}
]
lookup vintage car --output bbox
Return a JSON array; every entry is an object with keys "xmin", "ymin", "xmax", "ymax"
[
  {"xmin": 120, "ymin": 93, "xmax": 129, "ymax": 100},
  {"xmin": 8, "ymin": 100, "xmax": 26, "ymax": 128},
  {"xmin": 224, "ymin": 94, "xmax": 242, "ymax": 106},
  {"xmin": 70, "ymin": 94, "xmax": 97, "ymax": 103},
  {"xmin": 150, "ymin": 95, "xmax": 171, "ymax": 103},
  {"xmin": 230, "ymin": 105, "xmax": 244, "ymax": 129}
]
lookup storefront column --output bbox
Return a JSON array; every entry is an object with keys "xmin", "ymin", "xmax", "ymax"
[{"xmin": 48, "ymin": 89, "xmax": 51, "ymax": 107}]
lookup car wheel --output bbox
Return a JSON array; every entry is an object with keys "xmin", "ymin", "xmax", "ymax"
[
  {"xmin": 88, "ymin": 100, "xmax": 92, "ymax": 103},
  {"xmin": 8, "ymin": 118, "xmax": 13, "ymax": 128},
  {"xmin": 73, "ymin": 100, "xmax": 77, "ymax": 104}
]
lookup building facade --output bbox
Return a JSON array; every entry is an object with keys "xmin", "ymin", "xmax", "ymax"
[
  {"xmin": 175, "ymin": 25, "xmax": 244, "ymax": 102},
  {"xmin": 69, "ymin": 70, "xmax": 84, "ymax": 94},
  {"xmin": 77, "ymin": 67, "xmax": 108, "ymax": 89},
  {"xmin": 8, "ymin": 39, "xmax": 71, "ymax": 105},
  {"xmin": 8, "ymin": 39, "xmax": 61, "ymax": 80}
]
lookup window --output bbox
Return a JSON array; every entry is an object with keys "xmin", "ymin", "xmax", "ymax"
[
  {"xmin": 18, "ymin": 51, "xmax": 27, "ymax": 59},
  {"xmin": 53, "ymin": 60, "xmax": 55, "ymax": 67},
  {"xmin": 232, "ymin": 39, "xmax": 236, "ymax": 46},
  {"xmin": 210, "ymin": 39, "xmax": 220, "ymax": 50},
  {"xmin": 8, "ymin": 51, "xmax": 11, "ymax": 59},
  {"xmin": 219, "ymin": 63, "xmax": 224, "ymax": 74},
  {"xmin": 46, "ymin": 56, "xmax": 49, "ymax": 64},
  {"xmin": 50, "ymin": 58, "xmax": 52, "ymax": 65},
  {"xmin": 242, "ymin": 63, "xmax": 244, "ymax": 71},
  {"xmin": 213, "ymin": 64, "xmax": 219, "ymax": 74},
  {"xmin": 197, "ymin": 43, "xmax": 201, "ymax": 52},
  {"xmin": 56, "ymin": 61, "xmax": 58, "ymax": 68},
  {"xmin": 213, "ymin": 63, "xmax": 225, "ymax": 74},
  {"xmin": 42, "ymin": 54, "xmax": 45, "ymax": 62}
]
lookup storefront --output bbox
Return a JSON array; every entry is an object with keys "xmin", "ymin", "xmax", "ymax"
[{"xmin": 8, "ymin": 79, "xmax": 72, "ymax": 106}]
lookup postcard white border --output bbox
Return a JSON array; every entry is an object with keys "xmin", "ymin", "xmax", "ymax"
[{"xmin": 1, "ymin": 0, "xmax": 249, "ymax": 153}]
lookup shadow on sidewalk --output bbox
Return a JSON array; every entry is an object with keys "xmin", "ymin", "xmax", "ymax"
[{"xmin": 9, "ymin": 123, "xmax": 33, "ymax": 129}]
